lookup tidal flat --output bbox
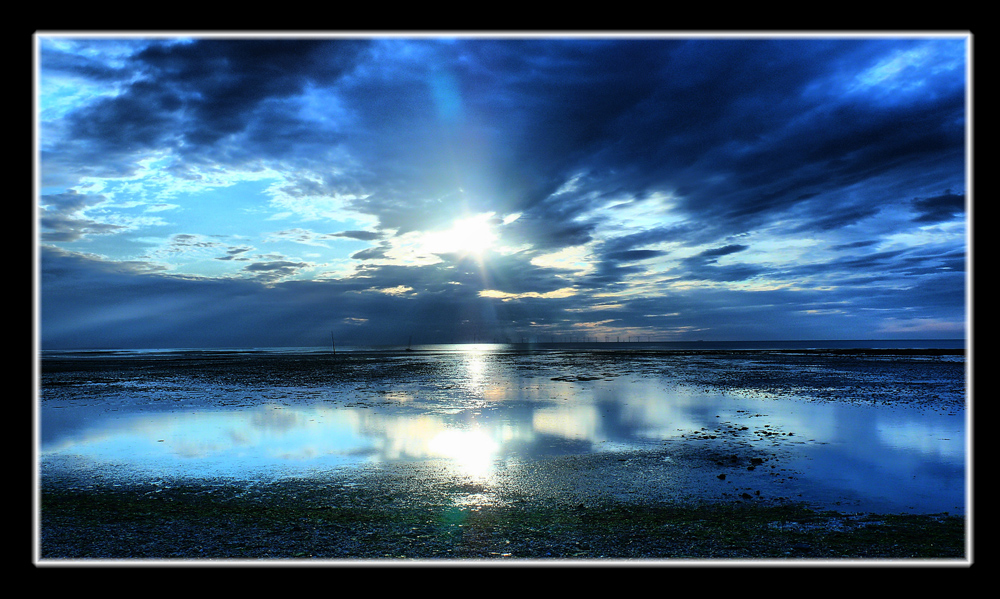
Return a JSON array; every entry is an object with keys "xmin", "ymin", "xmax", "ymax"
[{"xmin": 36, "ymin": 344, "xmax": 969, "ymax": 564}]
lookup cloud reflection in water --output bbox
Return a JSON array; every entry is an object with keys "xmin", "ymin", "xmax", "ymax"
[{"xmin": 39, "ymin": 347, "xmax": 966, "ymax": 513}]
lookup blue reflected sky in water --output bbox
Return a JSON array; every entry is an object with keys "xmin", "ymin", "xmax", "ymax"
[
  {"xmin": 41, "ymin": 404, "xmax": 377, "ymax": 479},
  {"xmin": 781, "ymin": 401, "xmax": 965, "ymax": 514},
  {"xmin": 38, "ymin": 345, "xmax": 967, "ymax": 513}
]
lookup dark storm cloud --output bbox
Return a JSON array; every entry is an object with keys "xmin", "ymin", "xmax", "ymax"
[
  {"xmin": 68, "ymin": 78, "xmax": 183, "ymax": 148},
  {"xmin": 831, "ymin": 240, "xmax": 880, "ymax": 251},
  {"xmin": 48, "ymin": 38, "xmax": 372, "ymax": 180},
  {"xmin": 501, "ymin": 211, "xmax": 598, "ymax": 251},
  {"xmin": 511, "ymin": 38, "xmax": 968, "ymax": 240},
  {"xmin": 577, "ymin": 261, "xmax": 650, "ymax": 290},
  {"xmin": 678, "ymin": 244, "xmax": 762, "ymax": 282},
  {"xmin": 691, "ymin": 245, "xmax": 749, "ymax": 261},
  {"xmin": 797, "ymin": 203, "xmax": 884, "ymax": 232},
  {"xmin": 135, "ymin": 39, "xmax": 330, "ymax": 146},
  {"xmin": 830, "ymin": 248, "xmax": 912, "ymax": 272},
  {"xmin": 911, "ymin": 191, "xmax": 965, "ymax": 223}
]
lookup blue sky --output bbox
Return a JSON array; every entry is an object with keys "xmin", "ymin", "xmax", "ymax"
[{"xmin": 35, "ymin": 33, "xmax": 970, "ymax": 349}]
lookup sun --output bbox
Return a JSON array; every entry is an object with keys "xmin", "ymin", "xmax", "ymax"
[{"xmin": 426, "ymin": 212, "xmax": 499, "ymax": 256}]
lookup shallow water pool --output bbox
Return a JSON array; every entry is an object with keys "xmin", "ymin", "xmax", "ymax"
[{"xmin": 38, "ymin": 346, "xmax": 968, "ymax": 514}]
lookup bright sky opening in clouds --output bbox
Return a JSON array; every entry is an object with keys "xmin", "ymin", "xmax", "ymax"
[{"xmin": 35, "ymin": 32, "xmax": 971, "ymax": 349}]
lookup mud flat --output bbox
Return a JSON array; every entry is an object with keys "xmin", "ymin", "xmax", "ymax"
[
  {"xmin": 38, "ymin": 446, "xmax": 967, "ymax": 563},
  {"xmin": 37, "ymin": 346, "xmax": 969, "ymax": 564}
]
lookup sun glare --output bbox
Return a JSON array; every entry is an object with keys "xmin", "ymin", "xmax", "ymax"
[{"xmin": 426, "ymin": 213, "xmax": 498, "ymax": 256}]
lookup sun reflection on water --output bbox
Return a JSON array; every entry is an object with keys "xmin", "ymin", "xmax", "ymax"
[
  {"xmin": 462, "ymin": 350, "xmax": 487, "ymax": 395},
  {"xmin": 427, "ymin": 427, "xmax": 500, "ymax": 478}
]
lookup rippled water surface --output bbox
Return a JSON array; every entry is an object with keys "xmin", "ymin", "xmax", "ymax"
[{"xmin": 38, "ymin": 344, "xmax": 968, "ymax": 514}]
